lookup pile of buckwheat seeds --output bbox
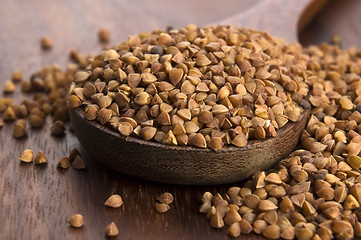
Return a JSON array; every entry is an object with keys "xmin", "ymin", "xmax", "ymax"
[
  {"xmin": 69, "ymin": 25, "xmax": 309, "ymax": 150},
  {"xmin": 2, "ymin": 24, "xmax": 361, "ymax": 239},
  {"xmin": 200, "ymin": 42, "xmax": 361, "ymax": 240}
]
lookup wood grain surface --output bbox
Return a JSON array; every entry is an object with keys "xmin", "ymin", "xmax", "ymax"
[{"xmin": 1, "ymin": 0, "xmax": 361, "ymax": 239}]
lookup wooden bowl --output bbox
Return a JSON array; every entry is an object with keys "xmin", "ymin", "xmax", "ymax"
[{"xmin": 69, "ymin": 107, "xmax": 310, "ymax": 185}]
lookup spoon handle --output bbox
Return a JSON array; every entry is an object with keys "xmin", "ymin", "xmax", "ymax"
[{"xmin": 216, "ymin": 0, "xmax": 329, "ymax": 42}]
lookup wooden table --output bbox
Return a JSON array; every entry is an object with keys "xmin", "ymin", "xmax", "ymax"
[{"xmin": 1, "ymin": 0, "xmax": 361, "ymax": 239}]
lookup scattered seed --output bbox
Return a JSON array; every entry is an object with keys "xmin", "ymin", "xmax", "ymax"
[
  {"xmin": 50, "ymin": 120, "xmax": 65, "ymax": 136},
  {"xmin": 98, "ymin": 28, "xmax": 110, "ymax": 43},
  {"xmin": 105, "ymin": 222, "xmax": 119, "ymax": 237},
  {"xmin": 156, "ymin": 192, "xmax": 174, "ymax": 205},
  {"xmin": 68, "ymin": 214, "xmax": 83, "ymax": 228},
  {"xmin": 68, "ymin": 148, "xmax": 80, "ymax": 162},
  {"xmin": 57, "ymin": 157, "xmax": 70, "ymax": 169},
  {"xmin": 13, "ymin": 119, "xmax": 27, "ymax": 138},
  {"xmin": 155, "ymin": 203, "xmax": 170, "ymax": 213},
  {"xmin": 19, "ymin": 149, "xmax": 34, "ymax": 163},
  {"xmin": 72, "ymin": 155, "xmax": 86, "ymax": 169},
  {"xmin": 11, "ymin": 70, "xmax": 22, "ymax": 83},
  {"xmin": 3, "ymin": 80, "xmax": 15, "ymax": 93},
  {"xmin": 40, "ymin": 36, "xmax": 53, "ymax": 50},
  {"xmin": 34, "ymin": 151, "xmax": 47, "ymax": 164},
  {"xmin": 104, "ymin": 194, "xmax": 123, "ymax": 208}
]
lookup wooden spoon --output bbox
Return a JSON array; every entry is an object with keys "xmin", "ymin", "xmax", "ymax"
[{"xmin": 69, "ymin": 0, "xmax": 326, "ymax": 185}]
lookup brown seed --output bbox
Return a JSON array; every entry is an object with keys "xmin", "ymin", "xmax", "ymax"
[
  {"xmin": 181, "ymin": 80, "xmax": 195, "ymax": 95},
  {"xmin": 263, "ymin": 210, "xmax": 278, "ymax": 225},
  {"xmin": 169, "ymin": 68, "xmax": 184, "ymax": 86},
  {"xmin": 72, "ymin": 156, "xmax": 86, "ymax": 169},
  {"xmin": 34, "ymin": 151, "xmax": 47, "ymax": 164},
  {"xmin": 198, "ymin": 111, "xmax": 213, "ymax": 124},
  {"xmin": 19, "ymin": 149, "xmax": 34, "ymax": 163},
  {"xmin": 212, "ymin": 104, "xmax": 228, "ymax": 115},
  {"xmin": 239, "ymin": 219, "xmax": 253, "ymax": 234},
  {"xmin": 244, "ymin": 194, "xmax": 260, "ymax": 209},
  {"xmin": 140, "ymin": 127, "xmax": 157, "ymax": 140},
  {"xmin": 68, "ymin": 214, "xmax": 83, "ymax": 228},
  {"xmin": 29, "ymin": 113, "xmax": 45, "ymax": 128},
  {"xmin": 21, "ymin": 81, "xmax": 31, "ymax": 92},
  {"xmin": 199, "ymin": 201, "xmax": 212, "ymax": 213},
  {"xmin": 156, "ymin": 192, "xmax": 174, "ymax": 205},
  {"xmin": 158, "ymin": 81, "xmax": 174, "ymax": 92},
  {"xmin": 294, "ymin": 224, "xmax": 314, "ymax": 240},
  {"xmin": 340, "ymin": 96, "xmax": 353, "ymax": 110},
  {"xmin": 157, "ymin": 32, "xmax": 172, "ymax": 46},
  {"xmin": 0, "ymin": 98, "xmax": 13, "ymax": 112},
  {"xmin": 184, "ymin": 121, "xmax": 199, "ymax": 134},
  {"xmin": 157, "ymin": 112, "xmax": 171, "ymax": 126},
  {"xmin": 3, "ymin": 106, "xmax": 15, "ymax": 121},
  {"xmin": 231, "ymin": 134, "xmax": 247, "ymax": 147},
  {"xmin": 253, "ymin": 219, "xmax": 267, "ymax": 234},
  {"xmin": 280, "ymin": 196, "xmax": 295, "ymax": 213},
  {"xmin": 105, "ymin": 222, "xmax": 119, "ymax": 237},
  {"xmin": 173, "ymin": 123, "xmax": 186, "ymax": 136},
  {"xmin": 98, "ymin": 95, "xmax": 113, "ymax": 108},
  {"xmin": 350, "ymin": 183, "xmax": 361, "ymax": 204},
  {"xmin": 209, "ymin": 212, "xmax": 224, "ymax": 228},
  {"xmin": 262, "ymin": 224, "xmax": 280, "ymax": 240},
  {"xmin": 68, "ymin": 95, "xmax": 82, "ymax": 108},
  {"xmin": 155, "ymin": 203, "xmax": 170, "ymax": 213},
  {"xmin": 13, "ymin": 120, "xmax": 27, "ymax": 138},
  {"xmin": 254, "ymin": 126, "xmax": 266, "ymax": 139},
  {"xmin": 176, "ymin": 134, "xmax": 188, "ymax": 146},
  {"xmin": 57, "ymin": 157, "xmax": 70, "ymax": 169},
  {"xmin": 98, "ymin": 108, "xmax": 112, "ymax": 125},
  {"xmin": 104, "ymin": 49, "xmax": 120, "ymax": 61},
  {"xmin": 268, "ymin": 186, "xmax": 286, "ymax": 198},
  {"xmin": 208, "ymin": 137, "xmax": 224, "ymax": 151},
  {"xmin": 134, "ymin": 92, "xmax": 151, "ymax": 106},
  {"xmin": 196, "ymin": 54, "xmax": 211, "ymax": 66},
  {"xmin": 40, "ymin": 36, "xmax": 53, "ymax": 49},
  {"xmin": 258, "ymin": 200, "xmax": 278, "ymax": 211},
  {"xmin": 105, "ymin": 194, "xmax": 123, "ymax": 208},
  {"xmin": 344, "ymin": 194, "xmax": 360, "ymax": 210},
  {"xmin": 332, "ymin": 220, "xmax": 354, "ymax": 240},
  {"xmin": 74, "ymin": 71, "xmax": 91, "ymax": 84},
  {"xmin": 141, "ymin": 73, "xmax": 157, "ymax": 85},
  {"xmin": 50, "ymin": 120, "xmax": 65, "ymax": 136},
  {"xmin": 265, "ymin": 173, "xmax": 282, "ymax": 184},
  {"xmin": 3, "ymin": 80, "xmax": 15, "ymax": 93},
  {"xmin": 83, "ymin": 105, "xmax": 98, "ymax": 121},
  {"xmin": 11, "ymin": 70, "xmax": 22, "ymax": 82},
  {"xmin": 347, "ymin": 155, "xmax": 361, "ymax": 169},
  {"xmin": 302, "ymin": 201, "xmax": 316, "ymax": 216},
  {"xmin": 162, "ymin": 130, "xmax": 178, "ymax": 145},
  {"xmin": 98, "ymin": 28, "xmax": 110, "ymax": 43},
  {"xmin": 227, "ymin": 222, "xmax": 241, "ymax": 237},
  {"xmin": 69, "ymin": 148, "xmax": 80, "ymax": 162},
  {"xmin": 189, "ymin": 133, "xmax": 207, "ymax": 148},
  {"xmin": 316, "ymin": 187, "xmax": 334, "ymax": 200},
  {"xmin": 177, "ymin": 109, "xmax": 191, "ymax": 121},
  {"xmin": 288, "ymin": 182, "xmax": 311, "ymax": 195},
  {"xmin": 224, "ymin": 209, "xmax": 242, "ymax": 226}
]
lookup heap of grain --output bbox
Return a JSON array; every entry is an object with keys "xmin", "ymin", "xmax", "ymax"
[
  {"xmin": 200, "ymin": 44, "xmax": 361, "ymax": 240},
  {"xmin": 69, "ymin": 25, "xmax": 310, "ymax": 150}
]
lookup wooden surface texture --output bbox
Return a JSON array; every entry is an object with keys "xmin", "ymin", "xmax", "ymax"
[{"xmin": 1, "ymin": 0, "xmax": 361, "ymax": 239}]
